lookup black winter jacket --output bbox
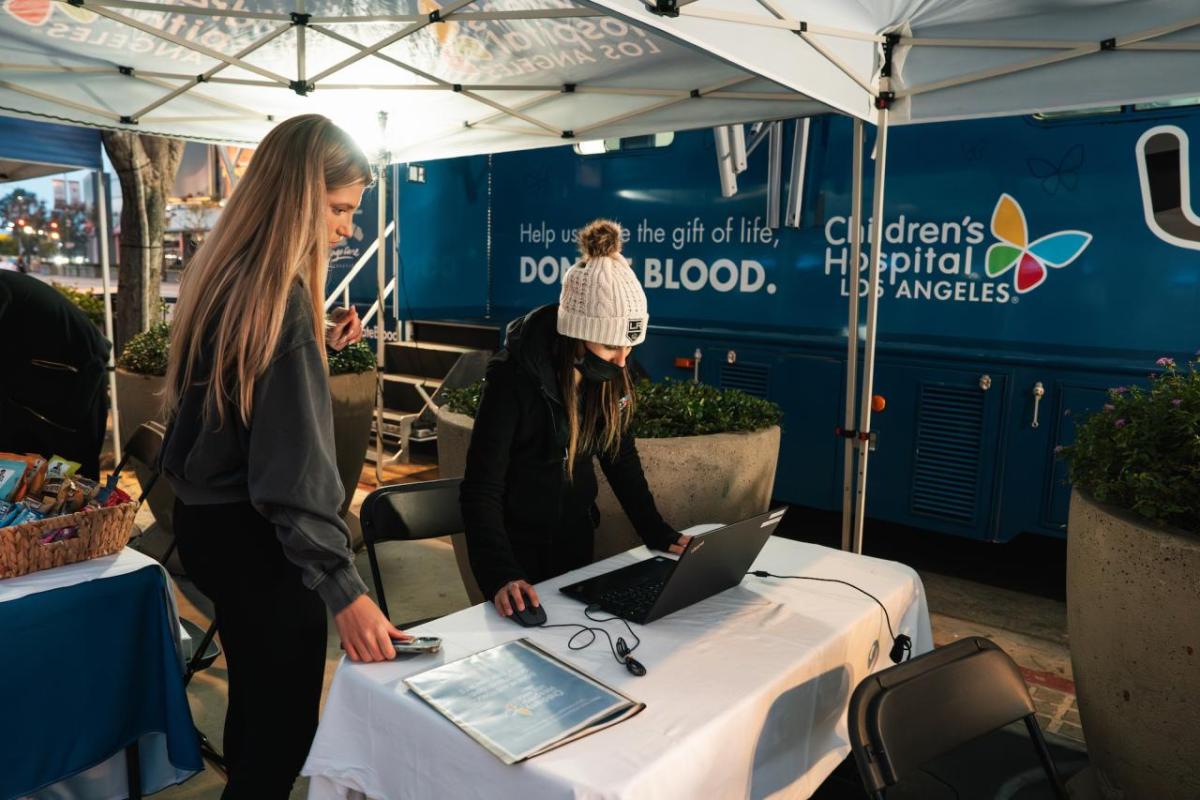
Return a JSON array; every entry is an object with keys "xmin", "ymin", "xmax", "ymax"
[{"xmin": 460, "ymin": 304, "xmax": 677, "ymax": 599}]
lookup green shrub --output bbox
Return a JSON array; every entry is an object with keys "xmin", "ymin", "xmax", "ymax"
[
  {"xmin": 442, "ymin": 381, "xmax": 484, "ymax": 418},
  {"xmin": 328, "ymin": 340, "xmax": 376, "ymax": 376},
  {"xmin": 629, "ymin": 378, "xmax": 781, "ymax": 437},
  {"xmin": 1063, "ymin": 355, "xmax": 1200, "ymax": 532},
  {"xmin": 443, "ymin": 377, "xmax": 781, "ymax": 438},
  {"xmin": 53, "ymin": 282, "xmax": 105, "ymax": 328},
  {"xmin": 118, "ymin": 322, "xmax": 170, "ymax": 376},
  {"xmin": 118, "ymin": 323, "xmax": 378, "ymax": 378}
]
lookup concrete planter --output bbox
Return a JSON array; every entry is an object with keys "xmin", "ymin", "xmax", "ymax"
[
  {"xmin": 592, "ymin": 427, "xmax": 781, "ymax": 559},
  {"xmin": 436, "ymin": 407, "xmax": 486, "ymax": 604},
  {"xmin": 114, "ymin": 368, "xmax": 173, "ymax": 534},
  {"xmin": 115, "ymin": 368, "xmax": 167, "ymax": 438},
  {"xmin": 329, "ymin": 370, "xmax": 377, "ymax": 549},
  {"xmin": 1067, "ymin": 489, "xmax": 1200, "ymax": 799},
  {"xmin": 436, "ymin": 406, "xmax": 781, "ymax": 603}
]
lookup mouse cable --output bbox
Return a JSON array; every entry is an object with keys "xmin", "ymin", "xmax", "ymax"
[
  {"xmin": 749, "ymin": 571, "xmax": 913, "ymax": 663},
  {"xmin": 538, "ymin": 605, "xmax": 643, "ymax": 669}
]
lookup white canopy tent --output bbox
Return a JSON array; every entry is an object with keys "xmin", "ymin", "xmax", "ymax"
[{"xmin": 2, "ymin": 0, "xmax": 1196, "ymax": 550}]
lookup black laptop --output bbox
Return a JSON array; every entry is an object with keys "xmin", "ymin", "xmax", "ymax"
[{"xmin": 560, "ymin": 507, "xmax": 788, "ymax": 624}]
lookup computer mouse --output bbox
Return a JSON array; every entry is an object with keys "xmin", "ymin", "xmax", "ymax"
[{"xmin": 509, "ymin": 604, "xmax": 547, "ymax": 627}]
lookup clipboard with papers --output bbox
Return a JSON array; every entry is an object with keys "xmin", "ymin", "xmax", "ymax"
[{"xmin": 405, "ymin": 638, "xmax": 644, "ymax": 765}]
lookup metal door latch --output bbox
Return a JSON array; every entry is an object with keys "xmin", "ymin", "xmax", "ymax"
[{"xmin": 1032, "ymin": 381, "xmax": 1045, "ymax": 428}]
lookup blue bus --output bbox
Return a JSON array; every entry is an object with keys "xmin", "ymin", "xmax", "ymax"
[{"xmin": 334, "ymin": 102, "xmax": 1200, "ymax": 544}]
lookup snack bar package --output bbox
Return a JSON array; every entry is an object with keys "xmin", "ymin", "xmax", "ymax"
[
  {"xmin": 0, "ymin": 459, "xmax": 29, "ymax": 503},
  {"xmin": 24, "ymin": 455, "xmax": 48, "ymax": 496},
  {"xmin": 45, "ymin": 456, "xmax": 81, "ymax": 482},
  {"xmin": 0, "ymin": 454, "xmax": 49, "ymax": 501}
]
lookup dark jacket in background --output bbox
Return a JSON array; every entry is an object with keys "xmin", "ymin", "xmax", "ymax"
[
  {"xmin": 0, "ymin": 271, "xmax": 110, "ymax": 477},
  {"xmin": 461, "ymin": 304, "xmax": 677, "ymax": 600},
  {"xmin": 160, "ymin": 283, "xmax": 367, "ymax": 613}
]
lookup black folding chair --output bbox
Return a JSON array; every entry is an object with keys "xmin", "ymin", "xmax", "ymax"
[
  {"xmin": 360, "ymin": 478, "xmax": 464, "ymax": 627},
  {"xmin": 107, "ymin": 422, "xmax": 166, "ymax": 550},
  {"xmin": 848, "ymin": 636, "xmax": 1068, "ymax": 800},
  {"xmin": 109, "ymin": 422, "xmax": 226, "ymax": 778}
]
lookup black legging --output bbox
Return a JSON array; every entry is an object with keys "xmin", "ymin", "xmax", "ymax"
[{"xmin": 173, "ymin": 498, "xmax": 328, "ymax": 800}]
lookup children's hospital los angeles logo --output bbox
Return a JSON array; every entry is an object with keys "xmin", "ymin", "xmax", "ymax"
[{"xmin": 823, "ymin": 193, "xmax": 1092, "ymax": 304}]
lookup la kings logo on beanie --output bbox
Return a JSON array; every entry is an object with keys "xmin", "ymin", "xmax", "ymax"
[{"xmin": 627, "ymin": 318, "xmax": 644, "ymax": 343}]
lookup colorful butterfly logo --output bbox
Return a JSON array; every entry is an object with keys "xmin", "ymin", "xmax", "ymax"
[
  {"xmin": 986, "ymin": 194, "xmax": 1092, "ymax": 294},
  {"xmin": 4, "ymin": 0, "xmax": 95, "ymax": 26}
]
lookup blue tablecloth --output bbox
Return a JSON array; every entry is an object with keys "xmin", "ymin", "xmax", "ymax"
[{"xmin": 0, "ymin": 563, "xmax": 203, "ymax": 800}]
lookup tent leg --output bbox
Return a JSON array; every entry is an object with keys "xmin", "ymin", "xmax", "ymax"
[
  {"xmin": 374, "ymin": 112, "xmax": 389, "ymax": 486},
  {"xmin": 852, "ymin": 107, "xmax": 889, "ymax": 555},
  {"xmin": 97, "ymin": 170, "xmax": 121, "ymax": 466},
  {"xmin": 840, "ymin": 119, "xmax": 865, "ymax": 551}
]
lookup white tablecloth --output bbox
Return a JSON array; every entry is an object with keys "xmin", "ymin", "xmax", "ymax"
[
  {"xmin": 303, "ymin": 536, "xmax": 932, "ymax": 800},
  {"xmin": 0, "ymin": 547, "xmax": 165, "ymax": 603},
  {"xmin": 2, "ymin": 548, "xmax": 196, "ymax": 800}
]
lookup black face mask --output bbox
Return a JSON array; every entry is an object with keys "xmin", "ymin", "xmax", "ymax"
[{"xmin": 575, "ymin": 349, "xmax": 624, "ymax": 384}]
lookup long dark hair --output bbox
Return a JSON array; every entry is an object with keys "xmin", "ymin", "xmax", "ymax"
[{"xmin": 555, "ymin": 335, "xmax": 636, "ymax": 481}]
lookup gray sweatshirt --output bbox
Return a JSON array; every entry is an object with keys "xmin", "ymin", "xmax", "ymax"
[{"xmin": 160, "ymin": 283, "xmax": 368, "ymax": 613}]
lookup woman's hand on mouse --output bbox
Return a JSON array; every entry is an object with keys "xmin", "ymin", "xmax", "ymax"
[
  {"xmin": 494, "ymin": 580, "xmax": 540, "ymax": 616},
  {"xmin": 667, "ymin": 534, "xmax": 693, "ymax": 556}
]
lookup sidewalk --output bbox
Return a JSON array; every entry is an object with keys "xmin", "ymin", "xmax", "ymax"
[{"xmin": 30, "ymin": 270, "xmax": 180, "ymax": 299}]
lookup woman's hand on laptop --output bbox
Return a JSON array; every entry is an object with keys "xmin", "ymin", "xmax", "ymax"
[
  {"xmin": 667, "ymin": 534, "xmax": 693, "ymax": 556},
  {"xmin": 494, "ymin": 580, "xmax": 540, "ymax": 616}
]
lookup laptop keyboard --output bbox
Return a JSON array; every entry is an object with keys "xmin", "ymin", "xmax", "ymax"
[{"xmin": 598, "ymin": 579, "xmax": 666, "ymax": 619}]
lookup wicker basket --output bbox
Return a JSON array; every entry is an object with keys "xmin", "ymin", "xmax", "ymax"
[{"xmin": 0, "ymin": 502, "xmax": 139, "ymax": 579}]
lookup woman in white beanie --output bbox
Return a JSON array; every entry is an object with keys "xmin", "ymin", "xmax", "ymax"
[{"xmin": 461, "ymin": 219, "xmax": 691, "ymax": 619}]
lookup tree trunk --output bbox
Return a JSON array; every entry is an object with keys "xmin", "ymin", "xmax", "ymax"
[{"xmin": 100, "ymin": 131, "xmax": 184, "ymax": 352}]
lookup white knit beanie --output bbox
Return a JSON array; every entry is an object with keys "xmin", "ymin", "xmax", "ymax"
[{"xmin": 557, "ymin": 220, "xmax": 648, "ymax": 347}]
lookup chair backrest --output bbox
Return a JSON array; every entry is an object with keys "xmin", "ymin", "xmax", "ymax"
[
  {"xmin": 121, "ymin": 421, "xmax": 176, "ymax": 536},
  {"xmin": 123, "ymin": 420, "xmax": 165, "ymax": 468},
  {"xmin": 359, "ymin": 478, "xmax": 465, "ymax": 621},
  {"xmin": 848, "ymin": 636, "xmax": 1037, "ymax": 794},
  {"xmin": 360, "ymin": 478, "xmax": 464, "ymax": 546}
]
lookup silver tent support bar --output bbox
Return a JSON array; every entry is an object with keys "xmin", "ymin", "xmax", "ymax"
[
  {"xmin": 840, "ymin": 118, "xmax": 864, "ymax": 552},
  {"xmin": 851, "ymin": 106, "xmax": 890, "ymax": 555}
]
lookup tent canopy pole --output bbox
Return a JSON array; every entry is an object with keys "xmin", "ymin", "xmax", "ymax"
[
  {"xmin": 374, "ymin": 110, "xmax": 389, "ymax": 486},
  {"xmin": 96, "ymin": 170, "xmax": 120, "ymax": 465},
  {"xmin": 852, "ymin": 105, "xmax": 889, "ymax": 555},
  {"xmin": 840, "ymin": 118, "xmax": 865, "ymax": 551}
]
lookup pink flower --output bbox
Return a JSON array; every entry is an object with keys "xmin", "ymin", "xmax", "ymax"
[
  {"xmin": 1110, "ymin": 386, "xmax": 1128, "ymax": 395},
  {"xmin": 1114, "ymin": 418, "xmax": 1127, "ymax": 428},
  {"xmin": 1103, "ymin": 404, "xmax": 1115, "ymax": 413},
  {"xmin": 1053, "ymin": 445, "xmax": 1064, "ymax": 455},
  {"xmin": 1156, "ymin": 357, "xmax": 1176, "ymax": 368},
  {"xmin": 1172, "ymin": 398, "xmax": 1183, "ymax": 407}
]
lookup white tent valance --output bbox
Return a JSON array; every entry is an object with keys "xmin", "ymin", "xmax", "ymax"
[
  {"xmin": 1, "ymin": 1, "xmax": 1196, "ymax": 158},
  {"xmin": 0, "ymin": 0, "xmax": 854, "ymax": 160}
]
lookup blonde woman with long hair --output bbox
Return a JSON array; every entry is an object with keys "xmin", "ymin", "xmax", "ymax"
[
  {"xmin": 160, "ymin": 114, "xmax": 407, "ymax": 798},
  {"xmin": 461, "ymin": 219, "xmax": 690, "ymax": 620}
]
